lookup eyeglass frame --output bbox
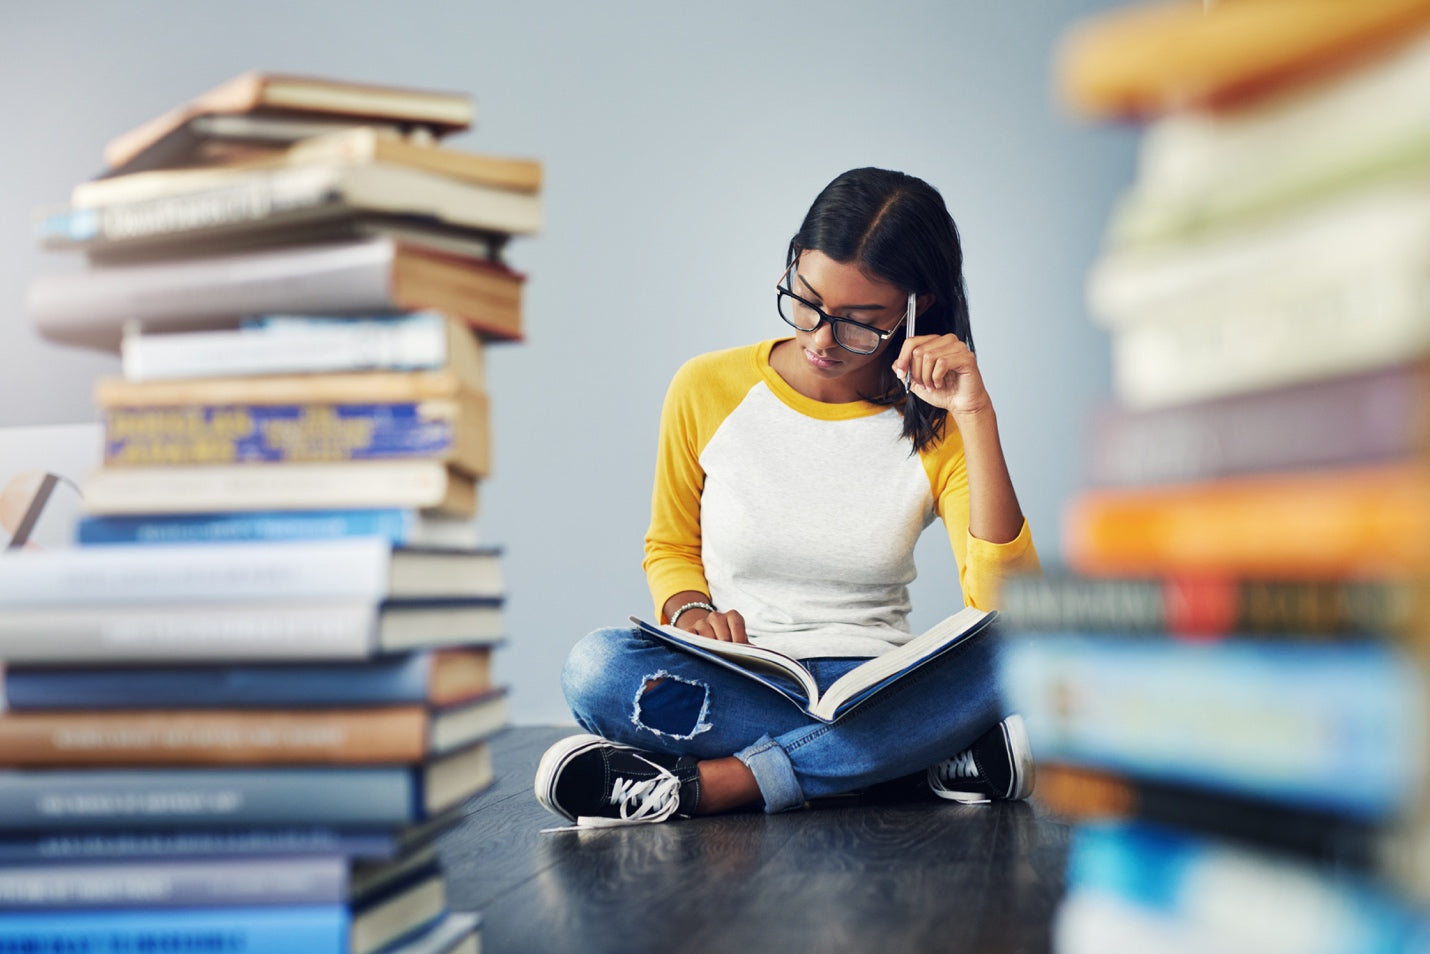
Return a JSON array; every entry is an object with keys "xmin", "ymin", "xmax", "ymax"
[{"xmin": 775, "ymin": 260, "xmax": 914, "ymax": 356}]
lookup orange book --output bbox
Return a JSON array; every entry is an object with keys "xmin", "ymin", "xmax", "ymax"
[
  {"xmin": 1063, "ymin": 463, "xmax": 1430, "ymax": 577},
  {"xmin": 1056, "ymin": 0, "xmax": 1430, "ymax": 118}
]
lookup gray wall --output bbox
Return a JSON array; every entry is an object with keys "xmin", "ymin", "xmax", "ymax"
[{"xmin": 0, "ymin": 1, "xmax": 1135, "ymax": 724}]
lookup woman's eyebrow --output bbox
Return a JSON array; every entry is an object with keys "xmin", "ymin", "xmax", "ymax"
[{"xmin": 795, "ymin": 272, "xmax": 891, "ymax": 312}]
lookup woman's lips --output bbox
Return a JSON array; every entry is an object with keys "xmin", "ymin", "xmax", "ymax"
[{"xmin": 804, "ymin": 348, "xmax": 840, "ymax": 370}]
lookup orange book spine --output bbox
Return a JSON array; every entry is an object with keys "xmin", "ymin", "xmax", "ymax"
[
  {"xmin": 1063, "ymin": 463, "xmax": 1430, "ymax": 578},
  {"xmin": 1057, "ymin": 0, "xmax": 1430, "ymax": 118},
  {"xmin": 0, "ymin": 707, "xmax": 430, "ymax": 767}
]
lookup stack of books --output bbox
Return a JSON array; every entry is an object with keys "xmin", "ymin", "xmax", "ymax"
[
  {"xmin": 1, "ymin": 72, "xmax": 543, "ymax": 953},
  {"xmin": 997, "ymin": 4, "xmax": 1430, "ymax": 951}
]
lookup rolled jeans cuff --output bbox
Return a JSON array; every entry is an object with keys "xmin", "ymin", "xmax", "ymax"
[{"xmin": 736, "ymin": 734, "xmax": 804, "ymax": 813}]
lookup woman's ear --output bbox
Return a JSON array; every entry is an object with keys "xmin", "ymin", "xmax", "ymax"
[{"xmin": 915, "ymin": 293, "xmax": 935, "ymax": 318}]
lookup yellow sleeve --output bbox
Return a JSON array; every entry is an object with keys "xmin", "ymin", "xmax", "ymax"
[
  {"xmin": 923, "ymin": 429, "xmax": 1042, "ymax": 610},
  {"xmin": 642, "ymin": 347, "xmax": 760, "ymax": 621}
]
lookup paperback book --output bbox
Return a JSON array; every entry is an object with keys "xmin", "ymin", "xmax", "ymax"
[{"xmin": 629, "ymin": 606, "xmax": 996, "ymax": 723}]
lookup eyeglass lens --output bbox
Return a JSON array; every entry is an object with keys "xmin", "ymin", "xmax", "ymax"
[{"xmin": 777, "ymin": 293, "xmax": 882, "ymax": 354}]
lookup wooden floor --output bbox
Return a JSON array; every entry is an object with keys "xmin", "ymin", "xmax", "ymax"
[{"xmin": 436, "ymin": 726, "xmax": 1072, "ymax": 954}]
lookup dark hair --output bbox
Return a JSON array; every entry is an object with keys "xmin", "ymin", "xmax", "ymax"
[{"xmin": 786, "ymin": 167, "xmax": 973, "ymax": 453}]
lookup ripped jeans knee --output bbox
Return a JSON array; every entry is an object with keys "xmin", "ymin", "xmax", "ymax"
[{"xmin": 633, "ymin": 671, "xmax": 711, "ymax": 741}]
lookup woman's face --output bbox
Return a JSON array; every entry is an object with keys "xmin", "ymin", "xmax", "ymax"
[{"xmin": 783, "ymin": 249, "xmax": 911, "ymax": 395}]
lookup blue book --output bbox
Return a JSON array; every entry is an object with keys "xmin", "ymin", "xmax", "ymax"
[
  {"xmin": 1061, "ymin": 821, "xmax": 1430, "ymax": 954},
  {"xmin": 4, "ymin": 648, "xmax": 495, "ymax": 710},
  {"xmin": 101, "ymin": 397, "xmax": 488, "ymax": 475},
  {"xmin": 0, "ymin": 904, "xmax": 348, "ymax": 953},
  {"xmin": 0, "ymin": 827, "xmax": 402, "ymax": 863},
  {"xmin": 0, "ymin": 742, "xmax": 492, "ymax": 832},
  {"xmin": 76, "ymin": 508, "xmax": 479, "ymax": 549},
  {"xmin": 999, "ymin": 633, "xmax": 1426, "ymax": 819}
]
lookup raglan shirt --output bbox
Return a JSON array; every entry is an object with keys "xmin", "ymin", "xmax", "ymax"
[{"xmin": 643, "ymin": 339, "xmax": 1040, "ymax": 660}]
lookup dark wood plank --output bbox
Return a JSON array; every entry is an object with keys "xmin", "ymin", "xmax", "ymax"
[{"xmin": 438, "ymin": 726, "xmax": 1071, "ymax": 954}]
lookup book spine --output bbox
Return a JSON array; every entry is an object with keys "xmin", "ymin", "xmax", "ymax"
[
  {"xmin": 102, "ymin": 398, "xmax": 489, "ymax": 477},
  {"xmin": 1037, "ymin": 762, "xmax": 1380, "ymax": 868},
  {"xmin": 0, "ymin": 708, "xmax": 431, "ymax": 767},
  {"xmin": 121, "ymin": 313, "xmax": 449, "ymax": 381},
  {"xmin": 27, "ymin": 238, "xmax": 400, "ymax": 353},
  {"xmin": 0, "ymin": 829, "xmax": 398, "ymax": 863},
  {"xmin": 1062, "ymin": 463, "xmax": 1430, "ymax": 577},
  {"xmin": 0, "ymin": 538, "xmax": 396, "ymax": 605},
  {"xmin": 74, "ymin": 509, "xmax": 476, "ymax": 548},
  {"xmin": 0, "ymin": 766, "xmax": 422, "ymax": 831},
  {"xmin": 80, "ymin": 460, "xmax": 476, "ymax": 518},
  {"xmin": 999, "ymin": 575, "xmax": 1415, "ymax": 636},
  {"xmin": 998, "ymin": 633, "xmax": 1426, "ymax": 819},
  {"xmin": 1084, "ymin": 362, "xmax": 1430, "ymax": 486},
  {"xmin": 0, "ymin": 904, "xmax": 348, "ymax": 952},
  {"xmin": 0, "ymin": 602, "xmax": 377, "ymax": 663},
  {"xmin": 4, "ymin": 655, "xmax": 434, "ymax": 710},
  {"xmin": 0, "ymin": 855, "xmax": 348, "ymax": 909}
]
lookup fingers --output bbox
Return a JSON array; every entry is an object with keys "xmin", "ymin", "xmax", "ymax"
[
  {"xmin": 894, "ymin": 334, "xmax": 971, "ymax": 392},
  {"xmin": 692, "ymin": 609, "xmax": 749, "ymax": 643}
]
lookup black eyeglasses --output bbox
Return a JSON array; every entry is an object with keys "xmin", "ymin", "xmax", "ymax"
[{"xmin": 775, "ymin": 262, "xmax": 912, "ymax": 356}]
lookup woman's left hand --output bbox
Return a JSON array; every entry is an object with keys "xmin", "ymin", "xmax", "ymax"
[{"xmin": 891, "ymin": 333, "xmax": 991, "ymax": 418}]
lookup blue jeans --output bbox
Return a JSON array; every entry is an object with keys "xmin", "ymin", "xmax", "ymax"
[{"xmin": 561, "ymin": 624, "xmax": 1007, "ymax": 813}]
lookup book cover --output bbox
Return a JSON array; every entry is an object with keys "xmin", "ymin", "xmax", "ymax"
[
  {"xmin": 1083, "ymin": 363, "xmax": 1430, "ymax": 486},
  {"xmin": 0, "ymin": 742, "xmax": 492, "ymax": 831},
  {"xmin": 998, "ymin": 633, "xmax": 1427, "ymax": 819},
  {"xmin": 0, "ymin": 904, "xmax": 349, "ymax": 953},
  {"xmin": 119, "ymin": 311, "xmax": 485, "ymax": 385},
  {"xmin": 104, "ymin": 71, "xmax": 474, "ymax": 171},
  {"xmin": 4, "ymin": 647, "xmax": 494, "ymax": 710},
  {"xmin": 998, "ymin": 573, "xmax": 1417, "ymax": 638},
  {"xmin": 89, "ymin": 125, "xmax": 542, "ymax": 202},
  {"xmin": 0, "ymin": 689, "xmax": 508, "ymax": 767},
  {"xmin": 1062, "ymin": 463, "xmax": 1430, "ymax": 578},
  {"xmin": 629, "ymin": 606, "xmax": 996, "ymax": 724},
  {"xmin": 0, "ymin": 828, "xmax": 403, "ymax": 864},
  {"xmin": 100, "ymin": 395, "xmax": 490, "ymax": 477},
  {"xmin": 1055, "ymin": 0, "xmax": 1430, "ymax": 118},
  {"xmin": 28, "ymin": 237, "xmax": 524, "ymax": 353},
  {"xmin": 75, "ymin": 508, "xmax": 479, "ymax": 549},
  {"xmin": 0, "ymin": 537, "xmax": 503, "ymax": 604},
  {"xmin": 38, "ymin": 160, "xmax": 542, "ymax": 255},
  {"xmin": 0, "ymin": 598, "xmax": 504, "ymax": 663},
  {"xmin": 80, "ymin": 459, "xmax": 478, "ymax": 518},
  {"xmin": 1037, "ymin": 761, "xmax": 1380, "ymax": 870}
]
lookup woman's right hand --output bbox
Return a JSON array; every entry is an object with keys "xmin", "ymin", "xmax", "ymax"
[{"xmin": 683, "ymin": 608, "xmax": 749, "ymax": 644}]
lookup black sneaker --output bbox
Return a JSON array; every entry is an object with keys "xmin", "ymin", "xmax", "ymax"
[
  {"xmin": 927, "ymin": 715, "xmax": 1035, "ymax": 804},
  {"xmin": 534, "ymin": 734, "xmax": 702, "ymax": 828}
]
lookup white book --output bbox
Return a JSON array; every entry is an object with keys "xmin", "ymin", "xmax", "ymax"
[
  {"xmin": 28, "ymin": 236, "xmax": 522, "ymax": 353},
  {"xmin": 1088, "ymin": 177, "xmax": 1430, "ymax": 329},
  {"xmin": 0, "ymin": 538, "xmax": 502, "ymax": 606},
  {"xmin": 40, "ymin": 159, "xmax": 541, "ymax": 249},
  {"xmin": 81, "ymin": 459, "xmax": 477, "ymax": 517},
  {"xmin": 1107, "ymin": 237, "xmax": 1430, "ymax": 408},
  {"xmin": 0, "ymin": 600, "xmax": 504, "ymax": 663},
  {"xmin": 121, "ymin": 311, "xmax": 484, "ymax": 383}
]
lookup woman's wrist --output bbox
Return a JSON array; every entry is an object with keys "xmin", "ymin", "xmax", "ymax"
[{"xmin": 669, "ymin": 600, "xmax": 716, "ymax": 628}]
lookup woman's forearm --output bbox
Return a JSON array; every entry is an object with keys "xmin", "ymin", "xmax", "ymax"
[{"xmin": 952, "ymin": 407, "xmax": 1025, "ymax": 545}]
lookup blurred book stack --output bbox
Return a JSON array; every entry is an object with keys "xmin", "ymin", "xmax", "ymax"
[
  {"xmin": 1, "ymin": 71, "xmax": 543, "ymax": 953},
  {"xmin": 998, "ymin": 3, "xmax": 1430, "ymax": 952}
]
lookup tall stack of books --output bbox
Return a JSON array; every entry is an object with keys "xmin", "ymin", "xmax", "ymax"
[
  {"xmin": 1, "ymin": 72, "xmax": 542, "ymax": 953},
  {"xmin": 996, "ymin": 4, "xmax": 1430, "ymax": 951}
]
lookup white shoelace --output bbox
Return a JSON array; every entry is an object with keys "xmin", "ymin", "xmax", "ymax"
[
  {"xmin": 576, "ymin": 755, "xmax": 683, "ymax": 829},
  {"xmin": 928, "ymin": 749, "xmax": 990, "ymax": 804}
]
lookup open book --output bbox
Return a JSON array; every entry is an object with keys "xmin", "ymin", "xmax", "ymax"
[{"xmin": 629, "ymin": 606, "xmax": 997, "ymax": 724}]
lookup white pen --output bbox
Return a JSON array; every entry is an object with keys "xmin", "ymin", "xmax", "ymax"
[{"xmin": 902, "ymin": 291, "xmax": 917, "ymax": 391}]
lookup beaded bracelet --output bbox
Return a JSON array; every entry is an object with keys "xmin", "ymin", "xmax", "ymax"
[{"xmin": 669, "ymin": 600, "xmax": 717, "ymax": 627}]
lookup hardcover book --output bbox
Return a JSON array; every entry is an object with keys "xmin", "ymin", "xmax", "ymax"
[
  {"xmin": 29, "ymin": 237, "xmax": 525, "ymax": 353},
  {"xmin": 630, "ymin": 606, "xmax": 997, "ymax": 724},
  {"xmin": 75, "ymin": 508, "xmax": 479, "ymax": 549}
]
